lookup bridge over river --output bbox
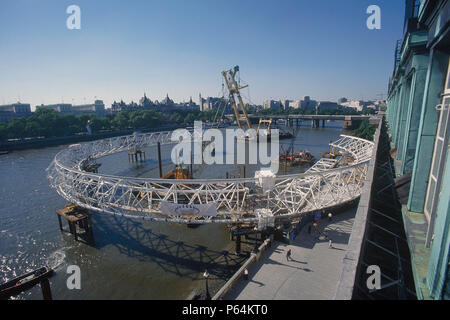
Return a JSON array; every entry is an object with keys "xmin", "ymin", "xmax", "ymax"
[
  {"xmin": 230, "ymin": 114, "xmax": 372, "ymax": 129},
  {"xmin": 247, "ymin": 114, "xmax": 370, "ymax": 121}
]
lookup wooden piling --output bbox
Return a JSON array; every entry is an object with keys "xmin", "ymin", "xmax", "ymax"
[
  {"xmin": 72, "ymin": 222, "xmax": 78, "ymax": 241},
  {"xmin": 88, "ymin": 214, "xmax": 95, "ymax": 243},
  {"xmin": 40, "ymin": 278, "xmax": 52, "ymax": 300},
  {"xmin": 284, "ymin": 149, "xmax": 288, "ymax": 174},
  {"xmin": 157, "ymin": 142, "xmax": 163, "ymax": 178},
  {"xmin": 57, "ymin": 215, "xmax": 63, "ymax": 231},
  {"xmin": 236, "ymin": 235, "xmax": 241, "ymax": 255},
  {"xmin": 190, "ymin": 151, "xmax": 193, "ymax": 179}
]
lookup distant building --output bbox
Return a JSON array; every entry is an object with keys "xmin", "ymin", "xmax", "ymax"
[
  {"xmin": 139, "ymin": 93, "xmax": 154, "ymax": 108},
  {"xmin": 36, "ymin": 104, "xmax": 73, "ymax": 114},
  {"xmin": 36, "ymin": 100, "xmax": 107, "ymax": 117},
  {"xmin": 340, "ymin": 100, "xmax": 368, "ymax": 112},
  {"xmin": 300, "ymin": 97, "xmax": 317, "ymax": 111},
  {"xmin": 261, "ymin": 97, "xmax": 317, "ymax": 111},
  {"xmin": 199, "ymin": 93, "xmax": 204, "ymax": 111},
  {"xmin": 111, "ymin": 100, "xmax": 129, "ymax": 113},
  {"xmin": 289, "ymin": 100, "xmax": 302, "ymax": 109},
  {"xmin": 340, "ymin": 99, "xmax": 386, "ymax": 112},
  {"xmin": 263, "ymin": 100, "xmax": 282, "ymax": 110},
  {"xmin": 317, "ymin": 101, "xmax": 339, "ymax": 112},
  {"xmin": 199, "ymin": 95, "xmax": 210, "ymax": 111},
  {"xmin": 198, "ymin": 94, "xmax": 227, "ymax": 112},
  {"xmin": 338, "ymin": 97, "xmax": 348, "ymax": 104},
  {"xmin": 113, "ymin": 94, "xmax": 199, "ymax": 113},
  {"xmin": 72, "ymin": 100, "xmax": 106, "ymax": 117},
  {"xmin": 371, "ymin": 100, "xmax": 386, "ymax": 111},
  {"xmin": 0, "ymin": 102, "xmax": 32, "ymax": 123},
  {"xmin": 160, "ymin": 94, "xmax": 174, "ymax": 107}
]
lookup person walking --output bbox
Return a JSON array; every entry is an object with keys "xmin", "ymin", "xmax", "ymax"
[
  {"xmin": 328, "ymin": 213, "xmax": 333, "ymax": 222},
  {"xmin": 313, "ymin": 222, "xmax": 318, "ymax": 234},
  {"xmin": 286, "ymin": 248, "xmax": 292, "ymax": 261},
  {"xmin": 329, "ymin": 239, "xmax": 333, "ymax": 249}
]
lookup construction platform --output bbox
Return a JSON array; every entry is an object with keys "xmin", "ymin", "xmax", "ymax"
[{"xmin": 56, "ymin": 204, "xmax": 94, "ymax": 243}]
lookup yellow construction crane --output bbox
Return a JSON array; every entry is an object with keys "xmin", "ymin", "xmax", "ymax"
[{"xmin": 221, "ymin": 66, "xmax": 252, "ymax": 130}]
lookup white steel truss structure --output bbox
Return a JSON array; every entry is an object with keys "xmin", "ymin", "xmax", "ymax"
[{"xmin": 47, "ymin": 132, "xmax": 374, "ymax": 224}]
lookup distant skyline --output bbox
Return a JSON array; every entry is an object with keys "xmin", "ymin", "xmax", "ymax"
[{"xmin": 0, "ymin": 0, "xmax": 404, "ymax": 110}]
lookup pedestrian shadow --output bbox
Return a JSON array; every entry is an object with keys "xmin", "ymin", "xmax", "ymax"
[
  {"xmin": 266, "ymin": 258, "xmax": 313, "ymax": 272},
  {"xmin": 288, "ymin": 258, "xmax": 307, "ymax": 265},
  {"xmin": 249, "ymin": 279, "xmax": 265, "ymax": 287}
]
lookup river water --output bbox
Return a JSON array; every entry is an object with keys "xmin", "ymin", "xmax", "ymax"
[{"xmin": 0, "ymin": 121, "xmax": 347, "ymax": 299}]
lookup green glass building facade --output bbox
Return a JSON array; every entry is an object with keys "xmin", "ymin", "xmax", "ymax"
[{"xmin": 386, "ymin": 0, "xmax": 450, "ymax": 299}]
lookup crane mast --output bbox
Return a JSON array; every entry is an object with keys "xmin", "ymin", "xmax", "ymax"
[{"xmin": 221, "ymin": 66, "xmax": 252, "ymax": 130}]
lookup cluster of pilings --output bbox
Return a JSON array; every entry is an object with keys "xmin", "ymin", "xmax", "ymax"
[
  {"xmin": 128, "ymin": 148, "xmax": 146, "ymax": 162},
  {"xmin": 311, "ymin": 119, "xmax": 326, "ymax": 128}
]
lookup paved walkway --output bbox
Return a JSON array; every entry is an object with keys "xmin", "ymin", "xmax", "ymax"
[{"xmin": 225, "ymin": 209, "xmax": 356, "ymax": 300}]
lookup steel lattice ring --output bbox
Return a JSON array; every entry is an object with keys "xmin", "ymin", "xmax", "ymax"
[{"xmin": 46, "ymin": 131, "xmax": 374, "ymax": 224}]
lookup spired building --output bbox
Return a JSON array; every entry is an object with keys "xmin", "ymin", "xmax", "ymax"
[
  {"xmin": 160, "ymin": 93, "xmax": 174, "ymax": 107},
  {"xmin": 112, "ymin": 93, "xmax": 199, "ymax": 113},
  {"xmin": 111, "ymin": 100, "xmax": 129, "ymax": 113},
  {"xmin": 157, "ymin": 94, "xmax": 199, "ymax": 111},
  {"xmin": 386, "ymin": 0, "xmax": 450, "ymax": 299},
  {"xmin": 139, "ymin": 93, "xmax": 154, "ymax": 108}
]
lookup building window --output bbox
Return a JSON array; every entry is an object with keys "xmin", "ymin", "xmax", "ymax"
[{"xmin": 424, "ymin": 58, "xmax": 450, "ymax": 246}]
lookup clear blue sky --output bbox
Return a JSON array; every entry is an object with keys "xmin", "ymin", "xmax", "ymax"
[{"xmin": 0, "ymin": 0, "xmax": 404, "ymax": 109}]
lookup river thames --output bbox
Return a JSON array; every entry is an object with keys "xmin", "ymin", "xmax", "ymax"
[{"xmin": 0, "ymin": 122, "xmax": 348, "ymax": 299}]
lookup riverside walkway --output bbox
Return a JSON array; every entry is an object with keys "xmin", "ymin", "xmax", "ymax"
[{"xmin": 225, "ymin": 208, "xmax": 356, "ymax": 300}]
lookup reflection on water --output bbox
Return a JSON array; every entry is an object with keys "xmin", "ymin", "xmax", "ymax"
[{"xmin": 0, "ymin": 122, "xmax": 346, "ymax": 299}]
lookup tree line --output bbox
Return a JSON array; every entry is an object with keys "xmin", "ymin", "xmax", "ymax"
[
  {"xmin": 352, "ymin": 119, "xmax": 376, "ymax": 141},
  {"xmin": 0, "ymin": 106, "xmax": 377, "ymax": 142},
  {"xmin": 0, "ymin": 108, "xmax": 220, "ymax": 141}
]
